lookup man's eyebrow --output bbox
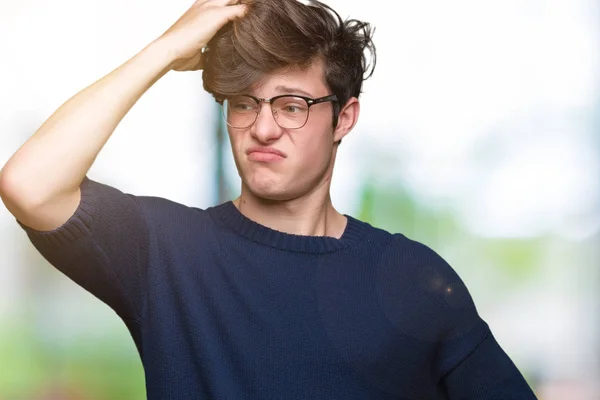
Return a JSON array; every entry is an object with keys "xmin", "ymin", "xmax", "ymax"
[{"xmin": 274, "ymin": 85, "xmax": 315, "ymax": 97}]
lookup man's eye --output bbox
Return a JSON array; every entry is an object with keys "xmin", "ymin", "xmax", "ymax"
[
  {"xmin": 281, "ymin": 104, "xmax": 307, "ymax": 113},
  {"xmin": 233, "ymin": 103, "xmax": 255, "ymax": 111}
]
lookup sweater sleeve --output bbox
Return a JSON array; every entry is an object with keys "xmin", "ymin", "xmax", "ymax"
[
  {"xmin": 440, "ymin": 326, "xmax": 538, "ymax": 399},
  {"xmin": 426, "ymin": 251, "xmax": 538, "ymax": 399},
  {"xmin": 392, "ymin": 235, "xmax": 538, "ymax": 399},
  {"xmin": 15, "ymin": 177, "xmax": 150, "ymax": 322}
]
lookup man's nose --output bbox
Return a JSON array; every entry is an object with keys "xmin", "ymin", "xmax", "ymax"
[{"xmin": 250, "ymin": 103, "xmax": 284, "ymax": 142}]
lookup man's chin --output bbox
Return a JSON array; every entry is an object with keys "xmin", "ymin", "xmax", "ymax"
[
  {"xmin": 243, "ymin": 181, "xmax": 294, "ymax": 202},
  {"xmin": 249, "ymin": 189, "xmax": 291, "ymax": 202}
]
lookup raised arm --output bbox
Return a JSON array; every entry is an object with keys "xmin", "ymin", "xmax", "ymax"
[{"xmin": 0, "ymin": 0, "xmax": 247, "ymax": 231}]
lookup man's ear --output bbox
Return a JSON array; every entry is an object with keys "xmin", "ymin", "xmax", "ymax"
[{"xmin": 333, "ymin": 97, "xmax": 360, "ymax": 143}]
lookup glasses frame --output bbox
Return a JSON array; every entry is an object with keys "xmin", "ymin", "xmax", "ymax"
[{"xmin": 222, "ymin": 94, "xmax": 339, "ymax": 129}]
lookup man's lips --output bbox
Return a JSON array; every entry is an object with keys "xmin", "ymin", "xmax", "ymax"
[{"xmin": 246, "ymin": 146, "xmax": 287, "ymax": 161}]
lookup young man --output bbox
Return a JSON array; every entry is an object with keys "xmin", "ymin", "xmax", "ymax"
[{"xmin": 0, "ymin": 0, "xmax": 537, "ymax": 398}]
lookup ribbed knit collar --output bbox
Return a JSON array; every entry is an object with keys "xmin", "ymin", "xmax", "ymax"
[{"xmin": 208, "ymin": 201, "xmax": 368, "ymax": 254}]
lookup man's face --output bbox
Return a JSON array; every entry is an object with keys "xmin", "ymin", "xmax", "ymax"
[{"xmin": 227, "ymin": 60, "xmax": 353, "ymax": 202}]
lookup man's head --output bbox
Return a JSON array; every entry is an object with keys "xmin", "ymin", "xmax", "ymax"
[{"xmin": 202, "ymin": 0, "xmax": 376, "ymax": 202}]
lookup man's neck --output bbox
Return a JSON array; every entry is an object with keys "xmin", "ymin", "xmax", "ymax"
[{"xmin": 232, "ymin": 190, "xmax": 347, "ymax": 239}]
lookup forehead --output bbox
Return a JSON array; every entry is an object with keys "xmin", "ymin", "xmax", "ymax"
[{"xmin": 251, "ymin": 60, "xmax": 328, "ymax": 97}]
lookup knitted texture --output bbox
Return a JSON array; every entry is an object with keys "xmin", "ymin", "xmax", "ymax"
[{"xmin": 17, "ymin": 177, "xmax": 537, "ymax": 400}]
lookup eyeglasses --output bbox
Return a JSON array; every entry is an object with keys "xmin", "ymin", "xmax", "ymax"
[{"xmin": 222, "ymin": 94, "xmax": 338, "ymax": 129}]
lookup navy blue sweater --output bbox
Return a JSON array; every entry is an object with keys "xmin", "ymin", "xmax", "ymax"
[{"xmin": 18, "ymin": 177, "xmax": 537, "ymax": 399}]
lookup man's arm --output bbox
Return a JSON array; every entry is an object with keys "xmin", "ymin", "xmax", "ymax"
[
  {"xmin": 0, "ymin": 40, "xmax": 173, "ymax": 231},
  {"xmin": 385, "ymin": 234, "xmax": 538, "ymax": 399},
  {"xmin": 0, "ymin": 0, "xmax": 248, "ymax": 321},
  {"xmin": 441, "ymin": 329, "xmax": 538, "ymax": 399},
  {"xmin": 0, "ymin": 0, "xmax": 247, "ymax": 231}
]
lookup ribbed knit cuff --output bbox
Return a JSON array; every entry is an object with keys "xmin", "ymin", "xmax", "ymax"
[{"xmin": 16, "ymin": 176, "xmax": 97, "ymax": 245}]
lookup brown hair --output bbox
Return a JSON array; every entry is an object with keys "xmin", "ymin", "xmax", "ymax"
[{"xmin": 202, "ymin": 0, "xmax": 376, "ymax": 127}]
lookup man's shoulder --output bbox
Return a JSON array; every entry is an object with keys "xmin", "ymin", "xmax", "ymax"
[
  {"xmin": 366, "ymin": 226, "xmax": 483, "ymax": 342},
  {"xmin": 133, "ymin": 194, "xmax": 224, "ymax": 235},
  {"xmin": 133, "ymin": 193, "xmax": 206, "ymax": 216},
  {"xmin": 351, "ymin": 218, "xmax": 444, "ymax": 264},
  {"xmin": 358, "ymin": 222, "xmax": 469, "ymax": 302}
]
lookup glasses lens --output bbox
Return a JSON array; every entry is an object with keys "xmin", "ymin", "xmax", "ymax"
[
  {"xmin": 223, "ymin": 96, "xmax": 258, "ymax": 128},
  {"xmin": 272, "ymin": 96, "xmax": 309, "ymax": 129},
  {"xmin": 222, "ymin": 95, "xmax": 310, "ymax": 129}
]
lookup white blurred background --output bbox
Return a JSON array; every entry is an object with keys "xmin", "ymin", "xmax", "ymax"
[{"xmin": 1, "ymin": 0, "xmax": 598, "ymax": 398}]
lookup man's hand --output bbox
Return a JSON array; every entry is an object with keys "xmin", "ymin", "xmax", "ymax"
[
  {"xmin": 0, "ymin": 1, "xmax": 246, "ymax": 230},
  {"xmin": 158, "ymin": 0, "xmax": 248, "ymax": 71}
]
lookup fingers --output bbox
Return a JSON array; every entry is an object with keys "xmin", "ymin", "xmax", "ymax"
[
  {"xmin": 214, "ymin": 0, "xmax": 243, "ymax": 5},
  {"xmin": 193, "ymin": 0, "xmax": 247, "ymax": 18},
  {"xmin": 224, "ymin": 3, "xmax": 248, "ymax": 19},
  {"xmin": 204, "ymin": 0, "xmax": 247, "ymax": 20},
  {"xmin": 197, "ymin": 0, "xmax": 241, "ymax": 7}
]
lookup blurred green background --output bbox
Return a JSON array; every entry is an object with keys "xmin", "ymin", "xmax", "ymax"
[{"xmin": 1, "ymin": 0, "xmax": 598, "ymax": 399}]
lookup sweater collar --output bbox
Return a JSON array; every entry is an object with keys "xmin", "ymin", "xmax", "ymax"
[{"xmin": 209, "ymin": 201, "xmax": 368, "ymax": 254}]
